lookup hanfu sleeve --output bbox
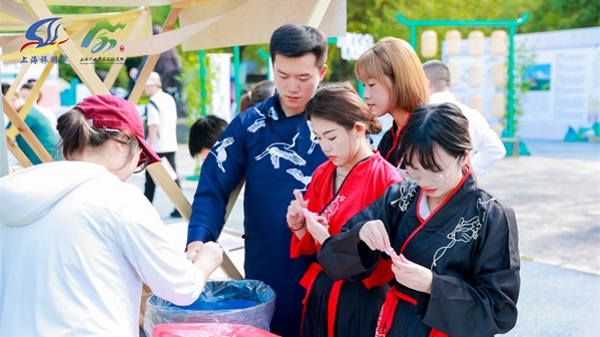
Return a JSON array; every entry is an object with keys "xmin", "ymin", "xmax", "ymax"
[
  {"xmin": 420, "ymin": 201, "xmax": 520, "ymax": 336},
  {"xmin": 187, "ymin": 117, "xmax": 248, "ymax": 244},
  {"xmin": 317, "ymin": 183, "xmax": 402, "ymax": 281}
]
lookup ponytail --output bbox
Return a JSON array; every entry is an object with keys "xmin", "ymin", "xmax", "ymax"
[
  {"xmin": 365, "ymin": 114, "xmax": 382, "ymax": 135},
  {"xmin": 57, "ymin": 109, "xmax": 95, "ymax": 160},
  {"xmin": 57, "ymin": 108, "xmax": 138, "ymax": 163}
]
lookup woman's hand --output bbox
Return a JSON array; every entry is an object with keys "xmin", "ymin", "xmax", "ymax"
[
  {"xmin": 193, "ymin": 241, "xmax": 224, "ymax": 278},
  {"xmin": 304, "ymin": 209, "xmax": 330, "ymax": 244},
  {"xmin": 358, "ymin": 220, "xmax": 392, "ymax": 253},
  {"xmin": 286, "ymin": 189, "xmax": 308, "ymax": 231},
  {"xmin": 390, "ymin": 253, "xmax": 433, "ymax": 294},
  {"xmin": 185, "ymin": 240, "xmax": 204, "ymax": 261}
]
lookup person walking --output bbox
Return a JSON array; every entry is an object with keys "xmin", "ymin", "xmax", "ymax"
[{"xmin": 143, "ymin": 71, "xmax": 182, "ymax": 217}]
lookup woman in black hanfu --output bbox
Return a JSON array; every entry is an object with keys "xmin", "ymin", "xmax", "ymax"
[{"xmin": 315, "ymin": 102, "xmax": 520, "ymax": 337}]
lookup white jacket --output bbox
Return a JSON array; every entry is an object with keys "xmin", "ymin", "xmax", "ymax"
[
  {"xmin": 430, "ymin": 92, "xmax": 507, "ymax": 176},
  {"xmin": 0, "ymin": 161, "xmax": 206, "ymax": 336}
]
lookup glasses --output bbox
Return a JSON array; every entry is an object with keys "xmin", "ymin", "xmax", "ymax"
[
  {"xmin": 134, "ymin": 150, "xmax": 150, "ymax": 174},
  {"xmin": 397, "ymin": 156, "xmax": 460, "ymax": 186}
]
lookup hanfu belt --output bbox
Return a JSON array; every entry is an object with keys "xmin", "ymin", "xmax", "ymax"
[
  {"xmin": 374, "ymin": 285, "xmax": 449, "ymax": 337},
  {"xmin": 375, "ymin": 285, "xmax": 417, "ymax": 337},
  {"xmin": 299, "ymin": 262, "xmax": 344, "ymax": 337}
]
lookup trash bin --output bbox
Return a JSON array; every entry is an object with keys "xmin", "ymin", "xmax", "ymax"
[
  {"xmin": 151, "ymin": 322, "xmax": 280, "ymax": 337},
  {"xmin": 144, "ymin": 280, "xmax": 276, "ymax": 336}
]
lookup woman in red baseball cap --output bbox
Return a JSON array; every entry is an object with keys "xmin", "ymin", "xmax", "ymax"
[{"xmin": 0, "ymin": 95, "xmax": 223, "ymax": 336}]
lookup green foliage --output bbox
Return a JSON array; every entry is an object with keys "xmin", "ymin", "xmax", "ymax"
[
  {"xmin": 497, "ymin": 42, "xmax": 537, "ymax": 132},
  {"xmin": 242, "ymin": 44, "xmax": 270, "ymax": 75},
  {"xmin": 179, "ymin": 51, "xmax": 213, "ymax": 122},
  {"xmin": 523, "ymin": 0, "xmax": 600, "ymax": 32},
  {"xmin": 41, "ymin": 1, "xmax": 599, "ymax": 106}
]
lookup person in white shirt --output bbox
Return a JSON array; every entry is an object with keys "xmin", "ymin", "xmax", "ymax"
[
  {"xmin": 0, "ymin": 94, "xmax": 223, "ymax": 337},
  {"xmin": 423, "ymin": 60, "xmax": 506, "ymax": 177},
  {"xmin": 143, "ymin": 71, "xmax": 182, "ymax": 217}
]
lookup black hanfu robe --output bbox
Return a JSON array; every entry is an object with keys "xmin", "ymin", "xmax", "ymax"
[
  {"xmin": 378, "ymin": 117, "xmax": 410, "ymax": 167},
  {"xmin": 318, "ymin": 173, "xmax": 520, "ymax": 337}
]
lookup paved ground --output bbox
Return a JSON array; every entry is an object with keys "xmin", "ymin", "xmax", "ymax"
[
  {"xmin": 478, "ymin": 152, "xmax": 599, "ymax": 276},
  {"xmin": 132, "ymin": 139, "xmax": 600, "ymax": 336}
]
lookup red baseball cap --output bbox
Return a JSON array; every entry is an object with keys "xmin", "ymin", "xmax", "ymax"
[{"xmin": 74, "ymin": 94, "xmax": 161, "ymax": 165}]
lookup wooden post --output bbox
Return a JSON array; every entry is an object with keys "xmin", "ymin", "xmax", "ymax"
[
  {"xmin": 6, "ymin": 50, "xmax": 58, "ymax": 140},
  {"xmin": 146, "ymin": 163, "xmax": 244, "ymax": 280},
  {"xmin": 4, "ymin": 62, "xmax": 30, "ymax": 101},
  {"xmin": 6, "ymin": 137, "xmax": 32, "ymax": 168},
  {"xmin": 127, "ymin": 7, "xmax": 181, "ymax": 105},
  {"xmin": 3, "ymin": 95, "xmax": 53, "ymax": 163},
  {"xmin": 126, "ymin": 6, "xmax": 245, "ymax": 277},
  {"xmin": 306, "ymin": 0, "xmax": 333, "ymax": 28}
]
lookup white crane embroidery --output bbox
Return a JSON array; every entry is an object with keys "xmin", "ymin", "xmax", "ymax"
[
  {"xmin": 209, "ymin": 137, "xmax": 235, "ymax": 173},
  {"xmin": 430, "ymin": 198, "xmax": 492, "ymax": 269},
  {"xmin": 306, "ymin": 120, "xmax": 318, "ymax": 155},
  {"xmin": 286, "ymin": 168, "xmax": 312, "ymax": 191},
  {"xmin": 254, "ymin": 133, "xmax": 306, "ymax": 169},
  {"xmin": 247, "ymin": 107, "xmax": 266, "ymax": 133},
  {"xmin": 267, "ymin": 106, "xmax": 279, "ymax": 121},
  {"xmin": 247, "ymin": 107, "xmax": 279, "ymax": 133}
]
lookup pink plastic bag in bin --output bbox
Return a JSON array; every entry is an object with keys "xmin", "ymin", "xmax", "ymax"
[{"xmin": 152, "ymin": 323, "xmax": 281, "ymax": 337}]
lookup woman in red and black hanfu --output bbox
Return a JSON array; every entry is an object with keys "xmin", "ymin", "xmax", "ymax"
[{"xmin": 286, "ymin": 84, "xmax": 402, "ymax": 337}]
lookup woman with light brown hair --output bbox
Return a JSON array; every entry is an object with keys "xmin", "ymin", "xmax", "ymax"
[{"xmin": 355, "ymin": 37, "xmax": 430, "ymax": 166}]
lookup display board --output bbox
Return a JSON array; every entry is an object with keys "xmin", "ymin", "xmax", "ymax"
[{"xmin": 443, "ymin": 27, "xmax": 599, "ymax": 140}]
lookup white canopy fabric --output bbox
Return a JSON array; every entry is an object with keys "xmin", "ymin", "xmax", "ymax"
[
  {"xmin": 1, "ymin": 0, "xmax": 345, "ymax": 59},
  {"xmin": 179, "ymin": 0, "xmax": 346, "ymax": 51}
]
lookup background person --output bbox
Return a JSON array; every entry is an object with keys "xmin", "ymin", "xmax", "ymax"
[
  {"xmin": 423, "ymin": 60, "xmax": 506, "ymax": 176},
  {"xmin": 2, "ymin": 83, "xmax": 58, "ymax": 165},
  {"xmin": 239, "ymin": 80, "xmax": 276, "ymax": 113},
  {"xmin": 19, "ymin": 82, "xmax": 58, "ymax": 134},
  {"xmin": 0, "ymin": 94, "xmax": 223, "ymax": 336},
  {"xmin": 354, "ymin": 37, "xmax": 430, "ymax": 166},
  {"xmin": 186, "ymin": 24, "xmax": 330, "ymax": 337},
  {"xmin": 286, "ymin": 83, "xmax": 401, "ymax": 337},
  {"xmin": 143, "ymin": 71, "xmax": 182, "ymax": 218},
  {"xmin": 188, "ymin": 115, "xmax": 229, "ymax": 160},
  {"xmin": 317, "ymin": 102, "xmax": 520, "ymax": 337}
]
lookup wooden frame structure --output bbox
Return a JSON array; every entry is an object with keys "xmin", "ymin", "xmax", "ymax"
[{"xmin": 1, "ymin": 0, "xmax": 345, "ymax": 280}]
